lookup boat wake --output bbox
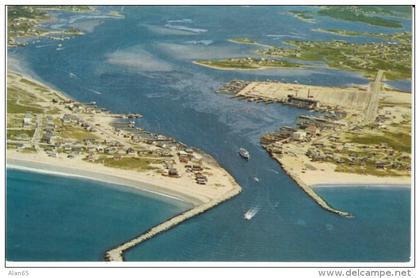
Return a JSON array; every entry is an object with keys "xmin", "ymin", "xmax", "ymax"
[
  {"xmin": 244, "ymin": 206, "xmax": 260, "ymax": 220},
  {"xmin": 88, "ymin": 89, "xmax": 102, "ymax": 95}
]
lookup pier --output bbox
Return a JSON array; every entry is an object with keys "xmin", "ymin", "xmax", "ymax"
[{"xmin": 104, "ymin": 186, "xmax": 241, "ymax": 261}]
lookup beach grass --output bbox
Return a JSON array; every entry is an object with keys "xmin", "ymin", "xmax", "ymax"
[
  {"xmin": 7, "ymin": 129, "xmax": 35, "ymax": 140},
  {"xmin": 98, "ymin": 156, "xmax": 163, "ymax": 171},
  {"xmin": 58, "ymin": 125, "xmax": 98, "ymax": 141},
  {"xmin": 347, "ymin": 131, "xmax": 411, "ymax": 153},
  {"xmin": 335, "ymin": 163, "xmax": 408, "ymax": 177},
  {"xmin": 7, "ymin": 86, "xmax": 45, "ymax": 114},
  {"xmin": 228, "ymin": 37, "xmax": 257, "ymax": 44},
  {"xmin": 7, "ymin": 99, "xmax": 44, "ymax": 114}
]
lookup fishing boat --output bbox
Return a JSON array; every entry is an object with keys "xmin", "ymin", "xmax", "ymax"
[{"xmin": 239, "ymin": 148, "xmax": 250, "ymax": 160}]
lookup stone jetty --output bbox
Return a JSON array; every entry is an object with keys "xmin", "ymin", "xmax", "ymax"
[{"xmin": 104, "ymin": 186, "xmax": 241, "ymax": 261}]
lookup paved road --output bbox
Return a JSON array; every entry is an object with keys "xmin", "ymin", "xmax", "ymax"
[
  {"xmin": 31, "ymin": 115, "xmax": 43, "ymax": 151},
  {"xmin": 365, "ymin": 70, "xmax": 384, "ymax": 124}
]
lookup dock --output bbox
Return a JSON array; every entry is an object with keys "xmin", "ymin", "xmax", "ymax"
[
  {"xmin": 104, "ymin": 186, "xmax": 241, "ymax": 261},
  {"xmin": 227, "ymin": 79, "xmax": 374, "ymax": 112}
]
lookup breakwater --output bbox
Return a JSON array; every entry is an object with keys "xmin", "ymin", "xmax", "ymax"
[
  {"xmin": 264, "ymin": 147, "xmax": 352, "ymax": 218},
  {"xmin": 104, "ymin": 186, "xmax": 242, "ymax": 261}
]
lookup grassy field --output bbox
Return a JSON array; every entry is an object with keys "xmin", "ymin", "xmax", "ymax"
[
  {"xmin": 317, "ymin": 6, "xmax": 404, "ymax": 28},
  {"xmin": 228, "ymin": 37, "xmax": 257, "ymax": 44},
  {"xmin": 98, "ymin": 156, "xmax": 163, "ymax": 171},
  {"xmin": 7, "ymin": 114, "xmax": 23, "ymax": 128},
  {"xmin": 259, "ymin": 33, "xmax": 411, "ymax": 80},
  {"xmin": 195, "ymin": 58, "xmax": 302, "ymax": 70},
  {"xmin": 58, "ymin": 125, "xmax": 98, "ymax": 141},
  {"xmin": 7, "ymin": 86, "xmax": 45, "ymax": 114},
  {"xmin": 335, "ymin": 163, "xmax": 407, "ymax": 177},
  {"xmin": 7, "ymin": 129, "xmax": 35, "ymax": 140},
  {"xmin": 7, "ymin": 99, "xmax": 44, "ymax": 114},
  {"xmin": 346, "ymin": 131, "xmax": 411, "ymax": 153}
]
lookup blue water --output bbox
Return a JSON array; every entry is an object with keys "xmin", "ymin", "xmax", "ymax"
[
  {"xmin": 6, "ymin": 169, "xmax": 191, "ymax": 261},
  {"xmin": 7, "ymin": 6, "xmax": 412, "ymax": 261}
]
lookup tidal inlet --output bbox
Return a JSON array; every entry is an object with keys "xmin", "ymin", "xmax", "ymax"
[{"xmin": 6, "ymin": 5, "xmax": 412, "ymax": 263}]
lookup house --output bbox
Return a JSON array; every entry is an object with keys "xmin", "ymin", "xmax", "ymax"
[
  {"xmin": 62, "ymin": 114, "xmax": 72, "ymax": 125},
  {"xmin": 168, "ymin": 168, "xmax": 179, "ymax": 177},
  {"xmin": 63, "ymin": 144, "xmax": 72, "ymax": 153},
  {"xmin": 23, "ymin": 112, "xmax": 32, "ymax": 127},
  {"xmin": 286, "ymin": 95, "xmax": 320, "ymax": 109},
  {"xmin": 292, "ymin": 131, "xmax": 307, "ymax": 141},
  {"xmin": 179, "ymin": 156, "xmax": 189, "ymax": 163},
  {"xmin": 43, "ymin": 130, "xmax": 54, "ymax": 144},
  {"xmin": 87, "ymin": 153, "xmax": 95, "ymax": 162},
  {"xmin": 104, "ymin": 147, "xmax": 117, "ymax": 154},
  {"xmin": 277, "ymin": 126, "xmax": 297, "ymax": 138},
  {"xmin": 305, "ymin": 125, "xmax": 320, "ymax": 137},
  {"xmin": 113, "ymin": 154, "xmax": 122, "ymax": 161},
  {"xmin": 72, "ymin": 144, "xmax": 83, "ymax": 153},
  {"xmin": 126, "ymin": 147, "xmax": 135, "ymax": 155},
  {"xmin": 192, "ymin": 165, "xmax": 203, "ymax": 172},
  {"xmin": 191, "ymin": 153, "xmax": 203, "ymax": 162},
  {"xmin": 163, "ymin": 160, "xmax": 173, "ymax": 169}
]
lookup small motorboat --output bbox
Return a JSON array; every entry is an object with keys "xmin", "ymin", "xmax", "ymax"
[{"xmin": 239, "ymin": 147, "xmax": 250, "ymax": 160}]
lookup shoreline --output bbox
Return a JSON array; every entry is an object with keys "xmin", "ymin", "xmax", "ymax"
[
  {"xmin": 7, "ymin": 158, "xmax": 197, "ymax": 206},
  {"xmin": 269, "ymin": 154, "xmax": 352, "ymax": 218},
  {"xmin": 313, "ymin": 183, "xmax": 411, "ymax": 189},
  {"xmin": 7, "ymin": 69, "xmax": 242, "ymax": 261},
  {"xmin": 227, "ymin": 39, "xmax": 272, "ymax": 48},
  {"xmin": 229, "ymin": 76, "xmax": 411, "ymax": 217},
  {"xmin": 192, "ymin": 60, "xmax": 301, "ymax": 71}
]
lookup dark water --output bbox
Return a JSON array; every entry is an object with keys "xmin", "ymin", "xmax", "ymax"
[{"xmin": 7, "ymin": 6, "xmax": 412, "ymax": 261}]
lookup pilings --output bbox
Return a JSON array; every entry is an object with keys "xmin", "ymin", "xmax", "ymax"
[{"xmin": 104, "ymin": 187, "xmax": 242, "ymax": 261}]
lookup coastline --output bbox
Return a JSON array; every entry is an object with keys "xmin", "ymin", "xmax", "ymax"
[
  {"xmin": 6, "ymin": 69, "xmax": 242, "ymax": 261},
  {"xmin": 314, "ymin": 183, "xmax": 411, "ymax": 188},
  {"xmin": 225, "ymin": 76, "xmax": 411, "ymax": 217},
  {"xmin": 7, "ymin": 158, "xmax": 198, "ymax": 206},
  {"xmin": 227, "ymin": 39, "xmax": 272, "ymax": 48},
  {"xmin": 192, "ymin": 60, "xmax": 301, "ymax": 71}
]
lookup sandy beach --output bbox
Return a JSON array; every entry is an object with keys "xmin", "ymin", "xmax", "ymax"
[
  {"xmin": 192, "ymin": 60, "xmax": 300, "ymax": 71},
  {"xmin": 277, "ymin": 153, "xmax": 411, "ymax": 188},
  {"xmin": 7, "ymin": 151, "xmax": 241, "ymax": 206},
  {"xmin": 7, "ymin": 69, "xmax": 243, "ymax": 260}
]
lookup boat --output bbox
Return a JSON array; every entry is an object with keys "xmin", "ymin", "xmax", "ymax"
[
  {"xmin": 128, "ymin": 120, "xmax": 135, "ymax": 128},
  {"xmin": 254, "ymin": 177, "xmax": 260, "ymax": 183},
  {"xmin": 239, "ymin": 148, "xmax": 250, "ymax": 160},
  {"xmin": 244, "ymin": 207, "xmax": 259, "ymax": 220}
]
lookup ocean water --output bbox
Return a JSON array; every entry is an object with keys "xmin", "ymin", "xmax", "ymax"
[
  {"xmin": 6, "ymin": 169, "xmax": 191, "ymax": 261},
  {"xmin": 7, "ymin": 6, "xmax": 412, "ymax": 261}
]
